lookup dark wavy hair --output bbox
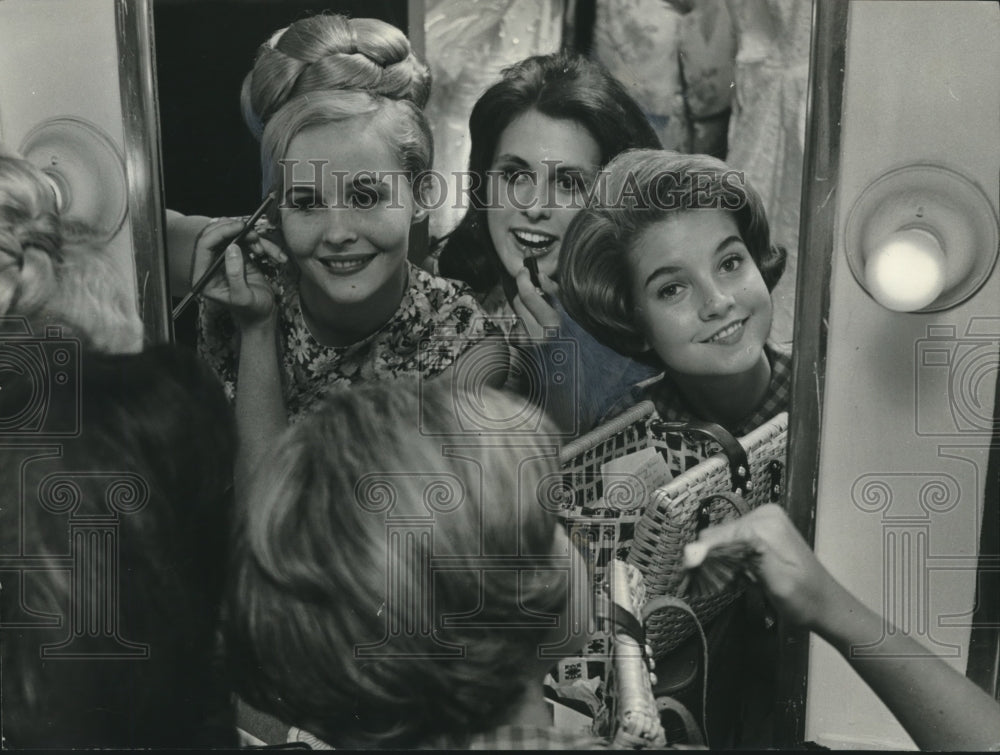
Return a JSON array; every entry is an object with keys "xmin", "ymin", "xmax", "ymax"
[
  {"xmin": 560, "ymin": 149, "xmax": 787, "ymax": 360},
  {"xmin": 436, "ymin": 52, "xmax": 661, "ymax": 294},
  {"xmin": 0, "ymin": 345, "xmax": 236, "ymax": 747}
]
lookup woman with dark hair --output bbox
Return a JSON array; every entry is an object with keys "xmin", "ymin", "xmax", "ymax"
[
  {"xmin": 435, "ymin": 51, "xmax": 661, "ymax": 298},
  {"xmin": 559, "ymin": 148, "xmax": 790, "ymax": 746},
  {"xmin": 430, "ymin": 52, "xmax": 664, "ymax": 433}
]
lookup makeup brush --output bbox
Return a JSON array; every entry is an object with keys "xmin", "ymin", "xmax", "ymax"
[
  {"xmin": 172, "ymin": 192, "xmax": 276, "ymax": 321},
  {"xmin": 679, "ymin": 539, "xmax": 758, "ymax": 600}
]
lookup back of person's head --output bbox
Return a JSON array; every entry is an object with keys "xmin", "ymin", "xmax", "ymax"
[
  {"xmin": 241, "ymin": 13, "xmax": 431, "ymax": 140},
  {"xmin": 438, "ymin": 51, "xmax": 662, "ymax": 292},
  {"xmin": 0, "ymin": 152, "xmax": 143, "ymax": 353},
  {"xmin": 226, "ymin": 379, "xmax": 573, "ymax": 748},
  {"xmin": 559, "ymin": 149, "xmax": 786, "ymax": 357},
  {"xmin": 0, "ymin": 345, "xmax": 237, "ymax": 747},
  {"xmin": 260, "ymin": 89, "xmax": 433, "ymax": 207}
]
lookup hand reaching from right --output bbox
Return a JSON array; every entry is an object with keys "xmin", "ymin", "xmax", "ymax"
[
  {"xmin": 691, "ymin": 504, "xmax": 1000, "ymax": 751},
  {"xmin": 689, "ymin": 503, "xmax": 847, "ymax": 632}
]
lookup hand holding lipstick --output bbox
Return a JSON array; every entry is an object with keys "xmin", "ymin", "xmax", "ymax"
[{"xmin": 510, "ymin": 262, "xmax": 561, "ymax": 341}]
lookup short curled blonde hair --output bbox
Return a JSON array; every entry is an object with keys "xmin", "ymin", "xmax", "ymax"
[
  {"xmin": 559, "ymin": 149, "xmax": 786, "ymax": 359},
  {"xmin": 241, "ymin": 14, "xmax": 431, "ymax": 140},
  {"xmin": 0, "ymin": 152, "xmax": 143, "ymax": 353},
  {"xmin": 226, "ymin": 379, "xmax": 571, "ymax": 748}
]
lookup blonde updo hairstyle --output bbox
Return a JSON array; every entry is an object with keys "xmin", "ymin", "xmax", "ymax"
[
  {"xmin": 259, "ymin": 90, "xmax": 433, "ymax": 210},
  {"xmin": 241, "ymin": 14, "xmax": 432, "ymax": 141},
  {"xmin": 0, "ymin": 153, "xmax": 143, "ymax": 353}
]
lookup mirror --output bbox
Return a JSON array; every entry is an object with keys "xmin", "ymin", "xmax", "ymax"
[
  {"xmin": 151, "ymin": 0, "xmax": 816, "ymax": 747},
  {"xmin": 2, "ymin": 0, "xmax": 993, "ymax": 748}
]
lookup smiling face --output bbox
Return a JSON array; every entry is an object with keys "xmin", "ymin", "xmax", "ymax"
[
  {"xmin": 279, "ymin": 119, "xmax": 416, "ymax": 317},
  {"xmin": 628, "ymin": 209, "xmax": 772, "ymax": 379},
  {"xmin": 486, "ymin": 109, "xmax": 602, "ymax": 281}
]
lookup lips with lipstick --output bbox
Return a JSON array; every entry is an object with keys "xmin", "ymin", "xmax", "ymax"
[
  {"xmin": 317, "ymin": 253, "xmax": 378, "ymax": 274},
  {"xmin": 511, "ymin": 228, "xmax": 559, "ymax": 257},
  {"xmin": 702, "ymin": 317, "xmax": 749, "ymax": 346}
]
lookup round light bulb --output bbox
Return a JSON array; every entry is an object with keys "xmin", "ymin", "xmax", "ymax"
[{"xmin": 864, "ymin": 228, "xmax": 947, "ymax": 312}]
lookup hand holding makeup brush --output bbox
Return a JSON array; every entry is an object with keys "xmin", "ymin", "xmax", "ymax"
[
  {"xmin": 687, "ymin": 504, "xmax": 1000, "ymax": 751},
  {"xmin": 684, "ymin": 503, "xmax": 838, "ymax": 631},
  {"xmin": 189, "ymin": 216, "xmax": 276, "ymax": 329}
]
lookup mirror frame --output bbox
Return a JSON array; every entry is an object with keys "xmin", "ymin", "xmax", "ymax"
[
  {"xmin": 780, "ymin": 1, "xmax": 1000, "ymax": 744},
  {"xmin": 130, "ymin": 0, "xmax": 1000, "ymax": 741},
  {"xmin": 116, "ymin": 0, "xmax": 170, "ymax": 343},
  {"xmin": 776, "ymin": 0, "xmax": 848, "ymax": 746}
]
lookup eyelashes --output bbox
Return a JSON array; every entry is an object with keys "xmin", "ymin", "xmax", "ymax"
[
  {"xmin": 493, "ymin": 164, "xmax": 589, "ymax": 193},
  {"xmin": 285, "ymin": 183, "xmax": 392, "ymax": 211}
]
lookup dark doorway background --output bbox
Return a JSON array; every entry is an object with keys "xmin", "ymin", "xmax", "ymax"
[{"xmin": 152, "ymin": 0, "xmax": 407, "ymax": 345}]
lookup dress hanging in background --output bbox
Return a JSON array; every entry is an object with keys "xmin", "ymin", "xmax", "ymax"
[
  {"xmin": 725, "ymin": 0, "xmax": 811, "ymax": 346},
  {"xmin": 423, "ymin": 0, "xmax": 565, "ymax": 241}
]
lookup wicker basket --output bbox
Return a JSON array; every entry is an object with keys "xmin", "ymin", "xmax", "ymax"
[
  {"xmin": 557, "ymin": 401, "xmax": 722, "ymax": 590},
  {"xmin": 628, "ymin": 411, "xmax": 788, "ymax": 656},
  {"xmin": 554, "ymin": 403, "xmax": 768, "ymax": 746}
]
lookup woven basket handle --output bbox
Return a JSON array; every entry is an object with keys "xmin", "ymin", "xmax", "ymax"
[
  {"xmin": 639, "ymin": 594, "xmax": 710, "ymax": 745},
  {"xmin": 657, "ymin": 696, "xmax": 706, "ymax": 747},
  {"xmin": 696, "ymin": 491, "xmax": 751, "ymax": 533},
  {"xmin": 650, "ymin": 419, "xmax": 751, "ymax": 495}
]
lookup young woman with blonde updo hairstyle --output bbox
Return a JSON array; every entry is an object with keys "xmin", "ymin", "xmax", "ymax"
[
  {"xmin": 166, "ymin": 14, "xmax": 500, "ymax": 486},
  {"xmin": 167, "ymin": 13, "xmax": 433, "ymax": 286},
  {"xmin": 0, "ymin": 152, "xmax": 143, "ymax": 353}
]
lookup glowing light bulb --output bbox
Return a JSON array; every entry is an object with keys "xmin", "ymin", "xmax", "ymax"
[{"xmin": 864, "ymin": 228, "xmax": 946, "ymax": 312}]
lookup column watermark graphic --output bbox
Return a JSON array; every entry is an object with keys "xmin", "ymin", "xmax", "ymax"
[{"xmin": 0, "ymin": 317, "xmax": 149, "ymax": 661}]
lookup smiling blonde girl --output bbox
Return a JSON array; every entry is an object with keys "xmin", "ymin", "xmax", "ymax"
[{"xmin": 560, "ymin": 149, "xmax": 789, "ymax": 436}]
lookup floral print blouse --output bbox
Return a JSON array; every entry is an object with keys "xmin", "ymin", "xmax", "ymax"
[{"xmin": 197, "ymin": 256, "xmax": 494, "ymax": 422}]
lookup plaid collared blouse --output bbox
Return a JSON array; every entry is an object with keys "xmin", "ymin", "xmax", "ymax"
[{"xmin": 604, "ymin": 341, "xmax": 793, "ymax": 437}]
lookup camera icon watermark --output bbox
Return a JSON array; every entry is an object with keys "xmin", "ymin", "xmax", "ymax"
[
  {"xmin": 419, "ymin": 324, "xmax": 580, "ymax": 437},
  {"xmin": 914, "ymin": 318, "xmax": 1000, "ymax": 437},
  {"xmin": 0, "ymin": 316, "xmax": 81, "ymax": 437}
]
